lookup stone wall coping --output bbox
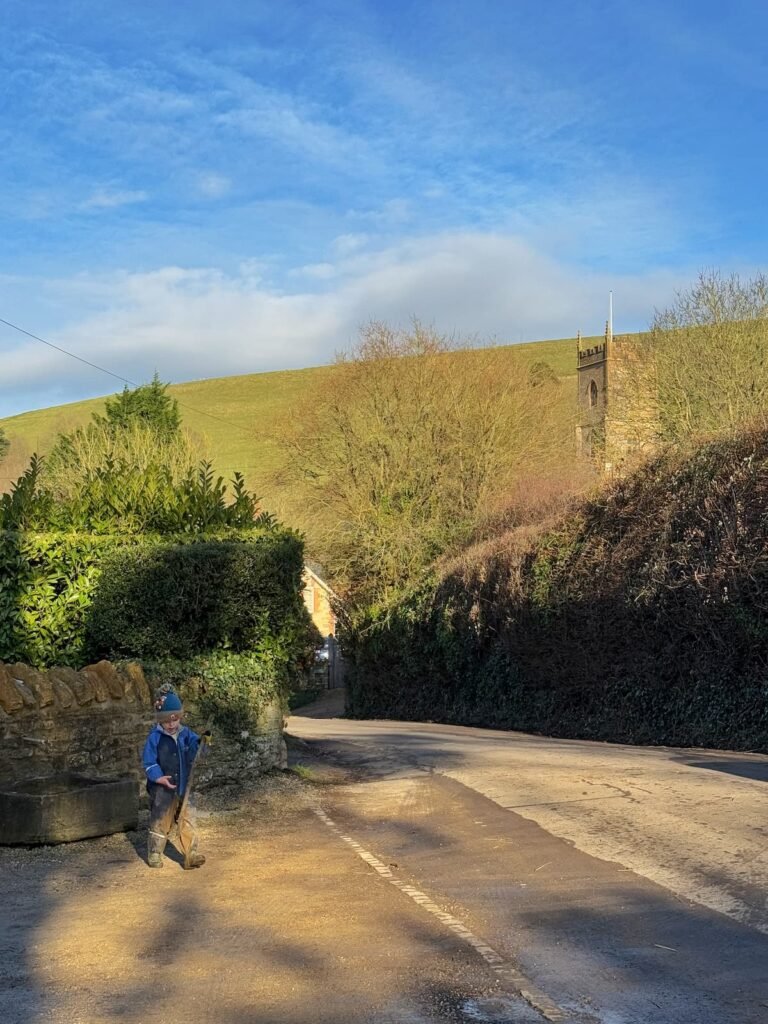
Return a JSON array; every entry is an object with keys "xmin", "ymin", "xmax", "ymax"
[{"xmin": 0, "ymin": 660, "xmax": 151, "ymax": 717}]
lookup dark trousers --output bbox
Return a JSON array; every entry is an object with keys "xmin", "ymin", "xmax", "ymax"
[{"xmin": 147, "ymin": 784, "xmax": 198, "ymax": 859}]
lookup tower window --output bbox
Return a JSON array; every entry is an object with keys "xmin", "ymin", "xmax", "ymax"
[{"xmin": 589, "ymin": 380, "xmax": 598, "ymax": 407}]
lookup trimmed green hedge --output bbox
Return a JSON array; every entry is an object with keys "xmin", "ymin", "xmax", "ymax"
[
  {"xmin": 0, "ymin": 531, "xmax": 136, "ymax": 667},
  {"xmin": 0, "ymin": 528, "xmax": 315, "ymax": 671},
  {"xmin": 344, "ymin": 427, "xmax": 768, "ymax": 751},
  {"xmin": 85, "ymin": 533, "xmax": 311, "ymax": 662}
]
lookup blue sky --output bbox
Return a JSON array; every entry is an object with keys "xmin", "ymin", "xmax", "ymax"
[{"xmin": 1, "ymin": 0, "xmax": 766, "ymax": 415}]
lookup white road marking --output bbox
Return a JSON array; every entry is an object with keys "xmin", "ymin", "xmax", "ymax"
[{"xmin": 312, "ymin": 806, "xmax": 572, "ymax": 1023}]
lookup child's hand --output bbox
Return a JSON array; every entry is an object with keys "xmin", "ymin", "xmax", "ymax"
[{"xmin": 157, "ymin": 775, "xmax": 177, "ymax": 790}]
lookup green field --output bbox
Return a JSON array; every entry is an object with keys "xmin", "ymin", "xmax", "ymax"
[{"xmin": 0, "ymin": 334, "xmax": 591, "ymax": 524}]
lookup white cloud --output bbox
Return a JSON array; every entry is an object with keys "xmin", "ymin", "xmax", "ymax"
[
  {"xmin": 210, "ymin": 69, "xmax": 377, "ymax": 172},
  {"xmin": 331, "ymin": 233, "xmax": 370, "ymax": 256},
  {"xmin": 295, "ymin": 263, "xmax": 337, "ymax": 281},
  {"xmin": 0, "ymin": 231, "xmax": 691, "ymax": 416},
  {"xmin": 80, "ymin": 189, "xmax": 149, "ymax": 211},
  {"xmin": 197, "ymin": 174, "xmax": 232, "ymax": 198}
]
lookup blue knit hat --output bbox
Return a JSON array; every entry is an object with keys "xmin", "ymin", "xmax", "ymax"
[{"xmin": 154, "ymin": 685, "xmax": 183, "ymax": 721}]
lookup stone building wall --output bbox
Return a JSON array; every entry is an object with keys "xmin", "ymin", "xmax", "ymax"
[
  {"xmin": 302, "ymin": 567, "xmax": 337, "ymax": 637},
  {"xmin": 604, "ymin": 334, "xmax": 660, "ymax": 472},
  {"xmin": 575, "ymin": 331, "xmax": 661, "ymax": 472},
  {"xmin": 0, "ymin": 661, "xmax": 287, "ymax": 789}
]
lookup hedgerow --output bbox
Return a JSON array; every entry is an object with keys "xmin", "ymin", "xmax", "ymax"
[
  {"xmin": 0, "ymin": 529, "xmax": 316, "ymax": 674},
  {"xmin": 0, "ymin": 530, "xmax": 137, "ymax": 667},
  {"xmin": 85, "ymin": 532, "xmax": 312, "ymax": 663},
  {"xmin": 344, "ymin": 426, "xmax": 768, "ymax": 750},
  {"xmin": 0, "ymin": 384, "xmax": 319, "ymax": 743}
]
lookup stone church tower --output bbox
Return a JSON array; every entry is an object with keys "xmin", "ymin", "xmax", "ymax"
[
  {"xmin": 576, "ymin": 324, "xmax": 609, "ymax": 459},
  {"xmin": 576, "ymin": 320, "xmax": 659, "ymax": 471}
]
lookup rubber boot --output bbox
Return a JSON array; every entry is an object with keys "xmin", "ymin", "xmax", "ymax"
[
  {"xmin": 147, "ymin": 830, "xmax": 167, "ymax": 868},
  {"xmin": 183, "ymin": 851, "xmax": 206, "ymax": 870}
]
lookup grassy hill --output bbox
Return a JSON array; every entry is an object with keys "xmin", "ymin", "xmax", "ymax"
[{"xmin": 0, "ymin": 334, "xmax": 588, "ymax": 525}]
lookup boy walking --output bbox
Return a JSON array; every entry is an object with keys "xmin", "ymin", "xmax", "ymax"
[{"xmin": 142, "ymin": 686, "xmax": 206, "ymax": 870}]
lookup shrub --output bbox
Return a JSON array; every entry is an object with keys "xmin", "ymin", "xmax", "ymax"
[
  {"xmin": 0, "ymin": 529, "xmax": 318, "ymax": 672},
  {"xmin": 142, "ymin": 651, "xmax": 287, "ymax": 740},
  {"xmin": 0, "ymin": 448, "xmax": 271, "ymax": 535},
  {"xmin": 279, "ymin": 320, "xmax": 573, "ymax": 605},
  {"xmin": 85, "ymin": 532, "xmax": 314, "ymax": 664},
  {"xmin": 0, "ymin": 530, "xmax": 139, "ymax": 667}
]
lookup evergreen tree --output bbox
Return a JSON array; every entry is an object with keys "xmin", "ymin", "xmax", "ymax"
[
  {"xmin": 98, "ymin": 373, "xmax": 181, "ymax": 438},
  {"xmin": 0, "ymin": 426, "xmax": 8, "ymax": 464}
]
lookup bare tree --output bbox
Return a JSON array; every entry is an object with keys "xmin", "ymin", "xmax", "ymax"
[
  {"xmin": 280, "ymin": 321, "xmax": 570, "ymax": 602},
  {"xmin": 643, "ymin": 270, "xmax": 768, "ymax": 442}
]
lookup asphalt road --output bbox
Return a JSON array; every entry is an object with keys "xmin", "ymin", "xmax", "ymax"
[
  {"xmin": 2, "ymin": 772, "xmax": 526, "ymax": 1024},
  {"xmin": 2, "ymin": 694, "xmax": 766, "ymax": 1024},
  {"xmin": 289, "ymin": 691, "xmax": 768, "ymax": 1024}
]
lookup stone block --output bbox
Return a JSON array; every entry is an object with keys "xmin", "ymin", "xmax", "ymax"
[
  {"xmin": 97, "ymin": 661, "xmax": 126, "ymax": 700},
  {"xmin": 83, "ymin": 663, "xmax": 123, "ymax": 704},
  {"xmin": 49, "ymin": 673, "xmax": 74, "ymax": 709},
  {"xmin": 0, "ymin": 773, "xmax": 139, "ymax": 845},
  {"xmin": 82, "ymin": 666, "xmax": 109, "ymax": 703},
  {"xmin": 54, "ymin": 667, "xmax": 95, "ymax": 706},
  {"xmin": 10, "ymin": 664, "xmax": 54, "ymax": 708},
  {"xmin": 112, "ymin": 666, "xmax": 136, "ymax": 703},
  {"xmin": 11, "ymin": 678, "xmax": 37, "ymax": 709},
  {"xmin": 31, "ymin": 673, "xmax": 55, "ymax": 708},
  {"xmin": 258, "ymin": 703, "xmax": 284, "ymax": 731},
  {"xmin": 123, "ymin": 662, "xmax": 151, "ymax": 705},
  {"xmin": 0, "ymin": 666, "xmax": 24, "ymax": 715}
]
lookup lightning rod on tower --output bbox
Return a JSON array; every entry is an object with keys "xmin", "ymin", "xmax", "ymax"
[{"xmin": 608, "ymin": 290, "xmax": 613, "ymax": 344}]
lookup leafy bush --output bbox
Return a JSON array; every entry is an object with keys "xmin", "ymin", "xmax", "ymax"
[
  {"xmin": 0, "ymin": 452, "xmax": 271, "ymax": 535},
  {"xmin": 344, "ymin": 426, "xmax": 768, "ymax": 751},
  {"xmin": 142, "ymin": 651, "xmax": 287, "ymax": 740},
  {"xmin": 0, "ymin": 530, "xmax": 138, "ymax": 667},
  {"xmin": 0, "ymin": 528, "xmax": 318, "ymax": 672},
  {"xmin": 0, "ymin": 376, "xmax": 317, "ymax": 748}
]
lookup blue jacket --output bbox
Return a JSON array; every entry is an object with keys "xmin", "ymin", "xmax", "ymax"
[{"xmin": 142, "ymin": 724, "xmax": 200, "ymax": 796}]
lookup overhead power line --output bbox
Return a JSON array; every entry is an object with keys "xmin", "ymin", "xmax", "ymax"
[
  {"xmin": 0, "ymin": 316, "xmax": 138, "ymax": 389},
  {"xmin": 0, "ymin": 315, "xmax": 254, "ymax": 437}
]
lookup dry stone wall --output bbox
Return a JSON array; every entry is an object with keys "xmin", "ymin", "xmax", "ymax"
[
  {"xmin": 0, "ymin": 660, "xmax": 287, "ymax": 790},
  {"xmin": 169, "ymin": 674, "xmax": 288, "ymax": 789},
  {"xmin": 191, "ymin": 704, "xmax": 288, "ymax": 790},
  {"xmin": 0, "ymin": 660, "xmax": 154, "ymax": 787}
]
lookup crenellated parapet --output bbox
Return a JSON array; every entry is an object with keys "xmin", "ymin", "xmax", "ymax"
[
  {"xmin": 577, "ymin": 343, "xmax": 607, "ymax": 366},
  {"xmin": 576, "ymin": 324, "xmax": 659, "ymax": 469}
]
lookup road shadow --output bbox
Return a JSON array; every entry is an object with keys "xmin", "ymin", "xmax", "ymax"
[
  {"xmin": 323, "ymin": 765, "xmax": 768, "ymax": 1024},
  {"xmin": 292, "ymin": 688, "xmax": 347, "ymax": 719},
  {"xmin": 514, "ymin": 880, "xmax": 768, "ymax": 1024},
  {"xmin": 289, "ymin": 729, "xmax": 471, "ymax": 776},
  {"xmin": 673, "ymin": 752, "xmax": 768, "ymax": 783}
]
